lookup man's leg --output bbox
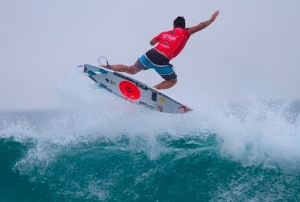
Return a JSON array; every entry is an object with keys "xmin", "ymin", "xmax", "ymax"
[
  {"xmin": 99, "ymin": 64, "xmax": 141, "ymax": 75},
  {"xmin": 153, "ymin": 78, "xmax": 177, "ymax": 90}
]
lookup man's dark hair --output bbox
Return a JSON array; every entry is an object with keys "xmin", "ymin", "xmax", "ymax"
[{"xmin": 173, "ymin": 16, "xmax": 186, "ymax": 29}]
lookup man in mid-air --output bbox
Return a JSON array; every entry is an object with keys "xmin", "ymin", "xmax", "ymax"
[{"xmin": 99, "ymin": 10, "xmax": 220, "ymax": 90}]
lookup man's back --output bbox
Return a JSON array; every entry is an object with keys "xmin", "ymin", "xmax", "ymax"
[{"xmin": 153, "ymin": 28, "xmax": 190, "ymax": 60}]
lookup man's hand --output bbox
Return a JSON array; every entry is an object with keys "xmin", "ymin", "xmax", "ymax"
[
  {"xmin": 210, "ymin": 10, "xmax": 220, "ymax": 22},
  {"xmin": 150, "ymin": 38, "xmax": 158, "ymax": 46},
  {"xmin": 188, "ymin": 10, "xmax": 220, "ymax": 35}
]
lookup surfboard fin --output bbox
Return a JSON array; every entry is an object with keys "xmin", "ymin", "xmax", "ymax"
[
  {"xmin": 83, "ymin": 69, "xmax": 107, "ymax": 76},
  {"xmin": 91, "ymin": 83, "xmax": 107, "ymax": 89},
  {"xmin": 98, "ymin": 69, "xmax": 107, "ymax": 74},
  {"xmin": 98, "ymin": 84, "xmax": 107, "ymax": 88}
]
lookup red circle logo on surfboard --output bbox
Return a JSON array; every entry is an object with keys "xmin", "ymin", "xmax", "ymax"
[{"xmin": 119, "ymin": 81, "xmax": 141, "ymax": 100}]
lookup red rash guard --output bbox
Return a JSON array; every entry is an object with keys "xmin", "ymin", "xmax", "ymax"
[{"xmin": 153, "ymin": 28, "xmax": 190, "ymax": 60}]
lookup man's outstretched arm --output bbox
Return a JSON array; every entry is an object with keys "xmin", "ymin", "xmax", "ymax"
[{"xmin": 188, "ymin": 10, "xmax": 220, "ymax": 35}]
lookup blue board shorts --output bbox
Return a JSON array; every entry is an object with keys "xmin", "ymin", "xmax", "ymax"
[{"xmin": 134, "ymin": 48, "xmax": 177, "ymax": 80}]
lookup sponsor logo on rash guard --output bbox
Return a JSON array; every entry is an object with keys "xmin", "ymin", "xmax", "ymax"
[{"xmin": 162, "ymin": 34, "xmax": 178, "ymax": 41}]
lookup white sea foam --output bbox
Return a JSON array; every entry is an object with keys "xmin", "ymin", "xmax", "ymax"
[
  {"xmin": 55, "ymin": 69, "xmax": 300, "ymax": 171},
  {"xmin": 1, "ymin": 68, "xmax": 300, "ymax": 175},
  {"xmin": 210, "ymin": 98, "xmax": 300, "ymax": 171}
]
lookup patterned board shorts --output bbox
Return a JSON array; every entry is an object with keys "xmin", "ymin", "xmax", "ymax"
[{"xmin": 134, "ymin": 49, "xmax": 177, "ymax": 80}]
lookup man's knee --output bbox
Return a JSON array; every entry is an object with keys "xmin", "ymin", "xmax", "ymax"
[
  {"xmin": 169, "ymin": 78, "xmax": 177, "ymax": 86},
  {"xmin": 164, "ymin": 78, "xmax": 177, "ymax": 88}
]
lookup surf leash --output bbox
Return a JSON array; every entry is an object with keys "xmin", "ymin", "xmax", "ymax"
[{"xmin": 98, "ymin": 56, "xmax": 111, "ymax": 70}]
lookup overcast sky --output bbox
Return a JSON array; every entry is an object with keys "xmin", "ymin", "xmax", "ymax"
[{"xmin": 1, "ymin": 1, "xmax": 299, "ymax": 111}]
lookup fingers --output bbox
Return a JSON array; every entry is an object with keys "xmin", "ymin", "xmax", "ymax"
[{"xmin": 211, "ymin": 10, "xmax": 220, "ymax": 21}]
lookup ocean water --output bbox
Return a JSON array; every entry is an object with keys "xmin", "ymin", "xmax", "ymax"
[{"xmin": 1, "ymin": 71, "xmax": 300, "ymax": 201}]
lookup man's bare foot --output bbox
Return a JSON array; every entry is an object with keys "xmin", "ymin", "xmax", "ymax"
[{"xmin": 98, "ymin": 64, "xmax": 107, "ymax": 68}]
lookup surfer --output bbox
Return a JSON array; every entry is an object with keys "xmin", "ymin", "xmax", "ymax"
[{"xmin": 99, "ymin": 10, "xmax": 220, "ymax": 90}]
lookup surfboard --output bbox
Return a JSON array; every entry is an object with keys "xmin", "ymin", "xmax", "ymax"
[{"xmin": 81, "ymin": 64, "xmax": 192, "ymax": 114}]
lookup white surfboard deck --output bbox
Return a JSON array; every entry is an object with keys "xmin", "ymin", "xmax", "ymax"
[{"xmin": 82, "ymin": 64, "xmax": 192, "ymax": 114}]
